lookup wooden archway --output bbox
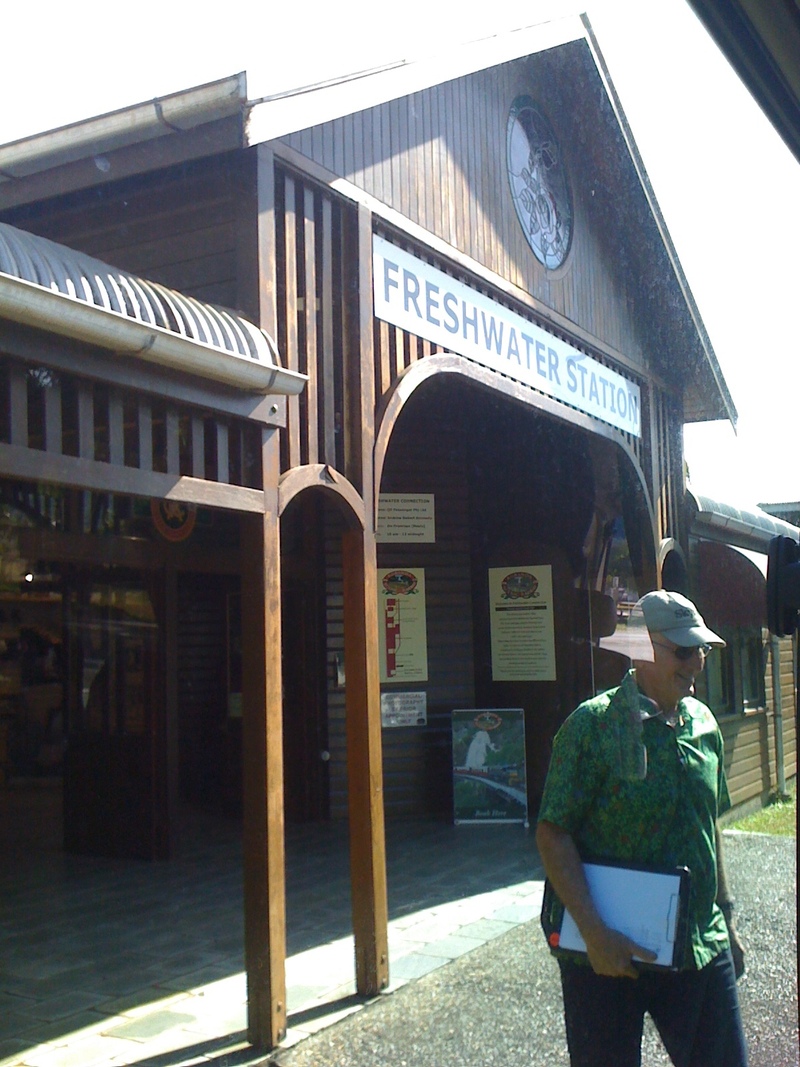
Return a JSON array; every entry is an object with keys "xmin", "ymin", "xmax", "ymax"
[
  {"xmin": 373, "ymin": 354, "xmax": 656, "ymax": 541},
  {"xmin": 277, "ymin": 462, "xmax": 388, "ymax": 997},
  {"xmin": 279, "ymin": 463, "xmax": 366, "ymax": 528}
]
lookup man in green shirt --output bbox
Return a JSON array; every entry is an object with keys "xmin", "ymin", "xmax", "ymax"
[{"xmin": 536, "ymin": 590, "xmax": 747, "ymax": 1067}]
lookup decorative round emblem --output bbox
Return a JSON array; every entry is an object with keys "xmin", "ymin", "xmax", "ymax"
[
  {"xmin": 507, "ymin": 97, "xmax": 572, "ymax": 269},
  {"xmin": 382, "ymin": 570, "xmax": 418, "ymax": 595},
  {"xmin": 501, "ymin": 571, "xmax": 539, "ymax": 599},
  {"xmin": 150, "ymin": 499, "xmax": 197, "ymax": 542},
  {"xmin": 472, "ymin": 711, "xmax": 502, "ymax": 731}
]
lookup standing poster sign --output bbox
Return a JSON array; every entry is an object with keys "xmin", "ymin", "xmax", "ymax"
[
  {"xmin": 377, "ymin": 568, "xmax": 428, "ymax": 683},
  {"xmin": 489, "ymin": 565, "xmax": 556, "ymax": 681},
  {"xmin": 452, "ymin": 708, "xmax": 528, "ymax": 824}
]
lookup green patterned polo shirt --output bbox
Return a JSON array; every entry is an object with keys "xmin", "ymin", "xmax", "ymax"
[{"xmin": 538, "ymin": 669, "xmax": 731, "ymax": 969}]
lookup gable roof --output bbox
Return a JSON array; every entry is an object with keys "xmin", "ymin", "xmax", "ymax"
[{"xmin": 0, "ymin": 15, "xmax": 735, "ymax": 427}]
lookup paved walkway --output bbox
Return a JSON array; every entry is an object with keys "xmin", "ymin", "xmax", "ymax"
[{"xmin": 0, "ymin": 782, "xmax": 545, "ymax": 1066}]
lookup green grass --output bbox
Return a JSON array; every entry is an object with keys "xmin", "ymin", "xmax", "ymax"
[{"xmin": 729, "ymin": 784, "xmax": 796, "ymax": 837}]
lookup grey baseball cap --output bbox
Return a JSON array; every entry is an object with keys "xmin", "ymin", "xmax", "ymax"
[{"xmin": 638, "ymin": 590, "xmax": 726, "ymax": 648}]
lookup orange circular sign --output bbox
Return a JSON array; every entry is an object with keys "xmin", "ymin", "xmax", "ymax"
[{"xmin": 150, "ymin": 499, "xmax": 197, "ymax": 542}]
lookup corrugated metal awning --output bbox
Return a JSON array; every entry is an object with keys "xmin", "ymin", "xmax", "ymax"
[
  {"xmin": 687, "ymin": 488, "xmax": 800, "ymax": 552},
  {"xmin": 0, "ymin": 221, "xmax": 306, "ymax": 396}
]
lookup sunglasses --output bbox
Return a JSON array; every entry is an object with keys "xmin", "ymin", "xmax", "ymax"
[{"xmin": 652, "ymin": 640, "xmax": 712, "ymax": 661}]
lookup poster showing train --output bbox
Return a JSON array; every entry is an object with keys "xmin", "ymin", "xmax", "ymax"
[{"xmin": 451, "ymin": 708, "xmax": 528, "ymax": 824}]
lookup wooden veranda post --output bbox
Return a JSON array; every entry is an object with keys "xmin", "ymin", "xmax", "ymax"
[
  {"xmin": 343, "ymin": 202, "xmax": 390, "ymax": 994},
  {"xmin": 241, "ymin": 427, "xmax": 287, "ymax": 1048},
  {"xmin": 343, "ymin": 524, "xmax": 389, "ymax": 993}
]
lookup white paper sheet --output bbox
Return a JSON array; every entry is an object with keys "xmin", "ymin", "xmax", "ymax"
[{"xmin": 559, "ymin": 863, "xmax": 684, "ymax": 968}]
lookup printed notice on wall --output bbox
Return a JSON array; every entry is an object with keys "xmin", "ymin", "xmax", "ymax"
[
  {"xmin": 489, "ymin": 565, "xmax": 556, "ymax": 681},
  {"xmin": 381, "ymin": 691, "xmax": 427, "ymax": 728},
  {"xmin": 376, "ymin": 495, "xmax": 435, "ymax": 542},
  {"xmin": 378, "ymin": 568, "xmax": 428, "ymax": 683}
]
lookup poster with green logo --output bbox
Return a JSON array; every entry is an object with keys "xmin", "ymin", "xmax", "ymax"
[{"xmin": 451, "ymin": 708, "xmax": 528, "ymax": 825}]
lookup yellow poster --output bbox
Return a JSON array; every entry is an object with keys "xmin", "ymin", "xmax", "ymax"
[
  {"xmin": 378, "ymin": 568, "xmax": 428, "ymax": 683},
  {"xmin": 489, "ymin": 565, "xmax": 556, "ymax": 681}
]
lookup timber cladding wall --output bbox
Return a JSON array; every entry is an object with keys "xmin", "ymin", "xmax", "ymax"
[
  {"xmin": 279, "ymin": 41, "xmax": 692, "ymax": 372},
  {"xmin": 721, "ymin": 636, "xmax": 796, "ymax": 807},
  {"xmin": 0, "ymin": 154, "xmax": 242, "ymax": 309},
  {"xmin": 326, "ymin": 388, "xmax": 475, "ymax": 819}
]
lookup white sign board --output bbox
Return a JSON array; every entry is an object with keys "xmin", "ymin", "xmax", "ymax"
[
  {"xmin": 381, "ymin": 691, "xmax": 428, "ymax": 728},
  {"xmin": 377, "ymin": 494, "xmax": 436, "ymax": 542},
  {"xmin": 373, "ymin": 235, "xmax": 641, "ymax": 438}
]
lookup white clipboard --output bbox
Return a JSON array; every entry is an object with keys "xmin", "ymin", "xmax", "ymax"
[{"xmin": 542, "ymin": 862, "xmax": 690, "ymax": 971}]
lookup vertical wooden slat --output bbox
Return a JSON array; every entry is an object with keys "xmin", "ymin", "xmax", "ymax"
[
  {"xmin": 284, "ymin": 176, "xmax": 302, "ymax": 470},
  {"xmin": 424, "ymin": 94, "xmax": 436, "ymax": 232},
  {"xmin": 303, "ymin": 185, "xmax": 319, "ymax": 465},
  {"xmin": 341, "ymin": 200, "xmax": 389, "ymax": 995},
  {"xmin": 255, "ymin": 145, "xmax": 278, "ymax": 342},
  {"xmin": 343, "ymin": 114, "xmax": 355, "ymax": 182},
  {"xmin": 320, "ymin": 196, "xmax": 336, "ymax": 464},
  {"xmin": 9, "ymin": 364, "xmax": 28, "ymax": 447},
  {"xmin": 343, "ymin": 522, "xmax": 389, "ymax": 996},
  {"xmin": 216, "ymin": 422, "xmax": 229, "ymax": 484},
  {"xmin": 371, "ymin": 104, "xmax": 383, "ymax": 204},
  {"xmin": 409, "ymin": 94, "xmax": 420, "ymax": 226},
  {"xmin": 44, "ymin": 379, "xmax": 62, "ymax": 455},
  {"xmin": 241, "ymin": 428, "xmax": 287, "ymax": 1050},
  {"xmin": 164, "ymin": 565, "xmax": 179, "ymax": 857},
  {"xmin": 138, "ymin": 401, "xmax": 153, "ymax": 472},
  {"xmin": 166, "ymin": 408, "xmax": 180, "ymax": 476},
  {"xmin": 378, "ymin": 319, "xmax": 392, "ymax": 400},
  {"xmin": 108, "ymin": 388, "xmax": 124, "ymax": 467},
  {"xmin": 323, "ymin": 117, "xmax": 335, "ymax": 173},
  {"xmin": 391, "ymin": 325, "xmax": 404, "ymax": 380},
  {"xmin": 78, "ymin": 382, "xmax": 94, "ymax": 460},
  {"xmin": 445, "ymin": 80, "xmax": 458, "ymax": 243},
  {"xmin": 191, "ymin": 415, "xmax": 205, "ymax": 479}
]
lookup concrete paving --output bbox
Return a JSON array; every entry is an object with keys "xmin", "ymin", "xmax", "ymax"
[
  {"xmin": 4, "ymin": 783, "xmax": 795, "ymax": 1067},
  {"xmin": 269, "ymin": 830, "xmax": 799, "ymax": 1067},
  {"xmin": 0, "ymin": 781, "xmax": 544, "ymax": 1067}
]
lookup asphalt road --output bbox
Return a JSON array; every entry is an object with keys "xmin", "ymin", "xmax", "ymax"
[{"xmin": 267, "ymin": 831, "xmax": 797, "ymax": 1067}]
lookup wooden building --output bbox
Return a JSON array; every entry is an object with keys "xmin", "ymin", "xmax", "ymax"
[
  {"xmin": 685, "ymin": 493, "xmax": 797, "ymax": 809},
  {"xmin": 1, "ymin": 16, "xmax": 780, "ymax": 1051}
]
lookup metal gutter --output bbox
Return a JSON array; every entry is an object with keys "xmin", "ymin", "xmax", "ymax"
[
  {"xmin": 0, "ymin": 273, "xmax": 305, "ymax": 395},
  {"xmin": 0, "ymin": 74, "xmax": 247, "ymax": 183},
  {"xmin": 686, "ymin": 488, "xmax": 800, "ymax": 551},
  {"xmin": 0, "ymin": 222, "xmax": 305, "ymax": 396}
]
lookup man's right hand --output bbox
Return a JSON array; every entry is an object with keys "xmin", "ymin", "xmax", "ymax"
[{"xmin": 583, "ymin": 924, "xmax": 658, "ymax": 978}]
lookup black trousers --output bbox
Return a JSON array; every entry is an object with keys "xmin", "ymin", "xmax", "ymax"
[{"xmin": 559, "ymin": 951, "xmax": 748, "ymax": 1067}]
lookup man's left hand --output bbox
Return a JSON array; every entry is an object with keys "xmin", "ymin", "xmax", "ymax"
[{"xmin": 728, "ymin": 924, "xmax": 746, "ymax": 979}]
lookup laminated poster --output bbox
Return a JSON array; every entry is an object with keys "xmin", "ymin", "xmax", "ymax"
[
  {"xmin": 489, "ymin": 565, "xmax": 556, "ymax": 681},
  {"xmin": 452, "ymin": 708, "xmax": 528, "ymax": 824},
  {"xmin": 378, "ymin": 568, "xmax": 428, "ymax": 683}
]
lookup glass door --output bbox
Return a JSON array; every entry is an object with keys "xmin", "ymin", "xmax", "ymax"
[{"xmin": 63, "ymin": 570, "xmax": 166, "ymax": 859}]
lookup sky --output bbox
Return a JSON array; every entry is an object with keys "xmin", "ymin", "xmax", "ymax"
[{"xmin": 2, "ymin": 0, "xmax": 798, "ymax": 510}]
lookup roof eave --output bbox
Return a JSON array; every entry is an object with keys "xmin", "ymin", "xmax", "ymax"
[
  {"xmin": 0, "ymin": 73, "xmax": 248, "ymax": 184},
  {"xmin": 581, "ymin": 15, "xmax": 737, "ymax": 431},
  {"xmin": 245, "ymin": 15, "xmax": 586, "ymax": 144}
]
